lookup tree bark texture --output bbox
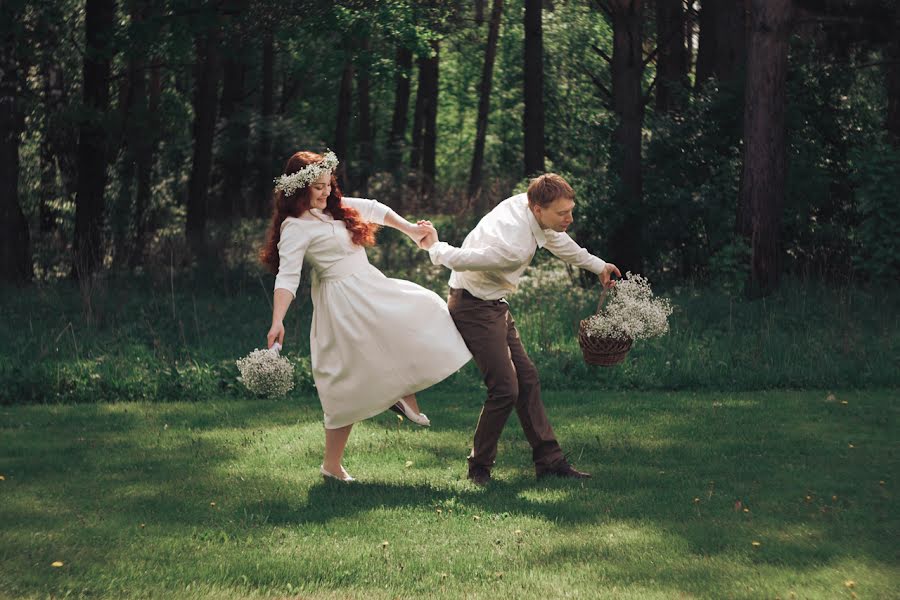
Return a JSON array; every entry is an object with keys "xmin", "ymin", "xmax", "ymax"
[
  {"xmin": 186, "ymin": 26, "xmax": 220, "ymax": 257},
  {"xmin": 655, "ymin": 0, "xmax": 687, "ymax": 112},
  {"xmin": 0, "ymin": 0, "xmax": 31, "ymax": 284},
  {"xmin": 356, "ymin": 37, "xmax": 374, "ymax": 196},
  {"xmin": 256, "ymin": 32, "xmax": 274, "ymax": 216},
  {"xmin": 388, "ymin": 45, "xmax": 412, "ymax": 179},
  {"xmin": 334, "ymin": 56, "xmax": 354, "ymax": 190},
  {"xmin": 739, "ymin": 0, "xmax": 793, "ymax": 297},
  {"xmin": 469, "ymin": 0, "xmax": 503, "ymax": 206},
  {"xmin": 523, "ymin": 0, "xmax": 545, "ymax": 175},
  {"xmin": 73, "ymin": 0, "xmax": 116, "ymax": 279},
  {"xmin": 608, "ymin": 0, "xmax": 645, "ymax": 274}
]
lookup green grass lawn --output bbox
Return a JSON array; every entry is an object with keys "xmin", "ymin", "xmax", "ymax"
[{"xmin": 1, "ymin": 389, "xmax": 897, "ymax": 599}]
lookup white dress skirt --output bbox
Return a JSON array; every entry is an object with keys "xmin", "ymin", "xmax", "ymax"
[{"xmin": 274, "ymin": 197, "xmax": 472, "ymax": 429}]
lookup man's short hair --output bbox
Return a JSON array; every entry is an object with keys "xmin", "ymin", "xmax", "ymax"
[{"xmin": 526, "ymin": 173, "xmax": 575, "ymax": 208}]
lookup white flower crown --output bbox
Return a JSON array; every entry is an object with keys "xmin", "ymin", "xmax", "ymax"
[{"xmin": 273, "ymin": 150, "xmax": 339, "ymax": 196}]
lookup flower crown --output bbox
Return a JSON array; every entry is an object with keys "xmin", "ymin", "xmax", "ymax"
[{"xmin": 273, "ymin": 150, "xmax": 339, "ymax": 196}]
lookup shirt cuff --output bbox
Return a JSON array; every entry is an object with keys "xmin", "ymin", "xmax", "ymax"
[{"xmin": 428, "ymin": 241, "xmax": 450, "ymax": 265}]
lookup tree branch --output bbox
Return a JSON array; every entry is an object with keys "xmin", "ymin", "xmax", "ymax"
[
  {"xmin": 591, "ymin": 43, "xmax": 612, "ymax": 65},
  {"xmin": 580, "ymin": 64, "xmax": 613, "ymax": 103}
]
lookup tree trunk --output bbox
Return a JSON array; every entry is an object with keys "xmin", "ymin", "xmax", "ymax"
[
  {"xmin": 131, "ymin": 62, "xmax": 160, "ymax": 267},
  {"xmin": 469, "ymin": 0, "xmax": 504, "ymax": 207},
  {"xmin": 886, "ymin": 6, "xmax": 900, "ymax": 147},
  {"xmin": 256, "ymin": 31, "xmax": 275, "ymax": 215},
  {"xmin": 334, "ymin": 56, "xmax": 354, "ymax": 190},
  {"xmin": 695, "ymin": 0, "xmax": 717, "ymax": 86},
  {"xmin": 0, "ymin": 0, "xmax": 31, "ymax": 284},
  {"xmin": 655, "ymin": 0, "xmax": 687, "ymax": 112},
  {"xmin": 219, "ymin": 46, "xmax": 249, "ymax": 220},
  {"xmin": 73, "ymin": 0, "xmax": 116, "ymax": 279},
  {"xmin": 523, "ymin": 0, "xmax": 545, "ymax": 175},
  {"xmin": 714, "ymin": 0, "xmax": 746, "ymax": 82},
  {"xmin": 696, "ymin": 0, "xmax": 746, "ymax": 88},
  {"xmin": 739, "ymin": 0, "xmax": 792, "ymax": 297},
  {"xmin": 421, "ymin": 40, "xmax": 440, "ymax": 202},
  {"xmin": 186, "ymin": 27, "xmax": 220, "ymax": 258},
  {"xmin": 410, "ymin": 42, "xmax": 439, "ymax": 204},
  {"xmin": 356, "ymin": 36, "xmax": 374, "ymax": 197},
  {"xmin": 607, "ymin": 0, "xmax": 645, "ymax": 274},
  {"xmin": 388, "ymin": 45, "xmax": 412, "ymax": 181}
]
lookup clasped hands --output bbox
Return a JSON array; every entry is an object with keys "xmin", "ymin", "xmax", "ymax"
[{"xmin": 407, "ymin": 220, "xmax": 439, "ymax": 250}]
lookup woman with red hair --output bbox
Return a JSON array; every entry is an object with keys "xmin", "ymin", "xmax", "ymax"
[{"xmin": 261, "ymin": 150, "xmax": 471, "ymax": 482}]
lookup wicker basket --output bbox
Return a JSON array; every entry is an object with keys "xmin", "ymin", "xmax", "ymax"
[{"xmin": 578, "ymin": 289, "xmax": 633, "ymax": 367}]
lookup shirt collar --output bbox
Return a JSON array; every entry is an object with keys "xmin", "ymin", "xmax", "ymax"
[{"xmin": 526, "ymin": 203, "xmax": 547, "ymax": 248}]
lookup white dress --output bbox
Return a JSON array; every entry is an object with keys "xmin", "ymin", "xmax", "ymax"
[{"xmin": 274, "ymin": 197, "xmax": 472, "ymax": 428}]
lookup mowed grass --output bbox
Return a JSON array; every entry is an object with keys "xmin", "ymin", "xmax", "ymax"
[{"xmin": 1, "ymin": 389, "xmax": 897, "ymax": 599}]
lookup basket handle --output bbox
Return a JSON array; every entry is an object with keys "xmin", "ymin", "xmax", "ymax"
[{"xmin": 595, "ymin": 288, "xmax": 610, "ymax": 315}]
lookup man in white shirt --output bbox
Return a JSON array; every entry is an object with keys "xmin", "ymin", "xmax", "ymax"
[{"xmin": 420, "ymin": 174, "xmax": 620, "ymax": 485}]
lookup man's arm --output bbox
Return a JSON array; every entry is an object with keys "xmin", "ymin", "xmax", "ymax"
[
  {"xmin": 543, "ymin": 230, "xmax": 621, "ymax": 288},
  {"xmin": 418, "ymin": 224, "xmax": 528, "ymax": 271}
]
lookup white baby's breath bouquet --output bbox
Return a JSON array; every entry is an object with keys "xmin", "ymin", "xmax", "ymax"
[
  {"xmin": 582, "ymin": 273, "xmax": 673, "ymax": 341},
  {"xmin": 236, "ymin": 342, "xmax": 295, "ymax": 397}
]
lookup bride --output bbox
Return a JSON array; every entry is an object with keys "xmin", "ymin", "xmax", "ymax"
[{"xmin": 260, "ymin": 150, "xmax": 471, "ymax": 482}]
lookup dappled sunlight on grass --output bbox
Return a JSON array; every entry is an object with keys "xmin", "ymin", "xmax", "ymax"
[{"xmin": 1, "ymin": 389, "xmax": 896, "ymax": 598}]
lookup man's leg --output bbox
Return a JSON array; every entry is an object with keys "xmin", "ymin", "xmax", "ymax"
[
  {"xmin": 448, "ymin": 292, "xmax": 519, "ymax": 471},
  {"xmin": 504, "ymin": 310, "xmax": 564, "ymax": 469}
]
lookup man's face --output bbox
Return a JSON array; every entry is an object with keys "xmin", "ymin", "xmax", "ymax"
[{"xmin": 534, "ymin": 197, "xmax": 575, "ymax": 232}]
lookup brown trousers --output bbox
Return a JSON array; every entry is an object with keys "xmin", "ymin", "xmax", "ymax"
[{"xmin": 448, "ymin": 288, "xmax": 564, "ymax": 470}]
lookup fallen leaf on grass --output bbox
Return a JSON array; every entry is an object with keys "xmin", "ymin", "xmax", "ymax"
[{"xmin": 51, "ymin": 561, "xmax": 64, "ymax": 568}]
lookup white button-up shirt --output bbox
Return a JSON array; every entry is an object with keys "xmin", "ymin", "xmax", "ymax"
[{"xmin": 427, "ymin": 193, "xmax": 607, "ymax": 300}]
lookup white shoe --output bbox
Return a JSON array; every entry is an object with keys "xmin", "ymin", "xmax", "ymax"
[
  {"xmin": 320, "ymin": 465, "xmax": 355, "ymax": 482},
  {"xmin": 389, "ymin": 399, "xmax": 431, "ymax": 427}
]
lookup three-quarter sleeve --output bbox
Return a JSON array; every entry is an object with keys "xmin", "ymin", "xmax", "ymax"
[
  {"xmin": 273, "ymin": 220, "xmax": 310, "ymax": 298},
  {"xmin": 341, "ymin": 196, "xmax": 390, "ymax": 225}
]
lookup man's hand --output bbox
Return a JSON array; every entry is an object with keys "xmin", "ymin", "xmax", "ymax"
[
  {"xmin": 599, "ymin": 263, "xmax": 622, "ymax": 289},
  {"xmin": 416, "ymin": 220, "xmax": 439, "ymax": 250}
]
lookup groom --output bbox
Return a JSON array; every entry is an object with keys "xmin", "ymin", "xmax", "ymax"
[{"xmin": 419, "ymin": 174, "xmax": 620, "ymax": 485}]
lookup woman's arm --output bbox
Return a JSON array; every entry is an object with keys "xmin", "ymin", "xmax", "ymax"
[
  {"xmin": 383, "ymin": 209, "xmax": 430, "ymax": 245},
  {"xmin": 267, "ymin": 288, "xmax": 294, "ymax": 348}
]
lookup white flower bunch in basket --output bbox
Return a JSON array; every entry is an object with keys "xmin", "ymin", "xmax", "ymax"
[
  {"xmin": 582, "ymin": 273, "xmax": 673, "ymax": 341},
  {"xmin": 236, "ymin": 342, "xmax": 295, "ymax": 397},
  {"xmin": 578, "ymin": 273, "xmax": 673, "ymax": 367}
]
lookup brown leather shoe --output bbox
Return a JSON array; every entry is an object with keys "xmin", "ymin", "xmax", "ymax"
[
  {"xmin": 467, "ymin": 464, "xmax": 491, "ymax": 486},
  {"xmin": 535, "ymin": 459, "xmax": 591, "ymax": 480}
]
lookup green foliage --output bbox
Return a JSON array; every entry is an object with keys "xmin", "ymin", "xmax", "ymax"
[{"xmin": 849, "ymin": 142, "xmax": 900, "ymax": 280}]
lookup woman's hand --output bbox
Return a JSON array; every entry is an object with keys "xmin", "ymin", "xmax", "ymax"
[
  {"xmin": 267, "ymin": 320, "xmax": 285, "ymax": 348},
  {"xmin": 404, "ymin": 222, "xmax": 433, "ymax": 247}
]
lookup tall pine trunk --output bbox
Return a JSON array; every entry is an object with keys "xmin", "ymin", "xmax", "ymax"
[
  {"xmin": 655, "ymin": 0, "xmax": 686, "ymax": 112},
  {"xmin": 469, "ymin": 0, "xmax": 503, "ymax": 208},
  {"xmin": 410, "ymin": 42, "xmax": 439, "ymax": 204},
  {"xmin": 73, "ymin": 0, "xmax": 116, "ymax": 279},
  {"xmin": 886, "ymin": 6, "xmax": 900, "ymax": 147},
  {"xmin": 256, "ymin": 32, "xmax": 275, "ymax": 216},
  {"xmin": 523, "ymin": 0, "xmax": 545, "ymax": 175},
  {"xmin": 739, "ymin": 0, "xmax": 792, "ymax": 297},
  {"xmin": 219, "ymin": 47, "xmax": 249, "ymax": 220},
  {"xmin": 608, "ymin": 0, "xmax": 645, "ymax": 274},
  {"xmin": 388, "ymin": 45, "xmax": 412, "ymax": 184},
  {"xmin": 421, "ymin": 40, "xmax": 440, "ymax": 203},
  {"xmin": 186, "ymin": 26, "xmax": 220, "ymax": 258},
  {"xmin": 334, "ymin": 56, "xmax": 354, "ymax": 190},
  {"xmin": 356, "ymin": 37, "xmax": 374, "ymax": 197},
  {"xmin": 0, "ymin": 0, "xmax": 31, "ymax": 284}
]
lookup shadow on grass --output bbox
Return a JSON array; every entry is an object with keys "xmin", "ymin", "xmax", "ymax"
[{"xmin": 1, "ymin": 390, "xmax": 897, "ymax": 596}]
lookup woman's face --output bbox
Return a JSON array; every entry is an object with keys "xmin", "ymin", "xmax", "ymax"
[{"xmin": 308, "ymin": 171, "xmax": 332, "ymax": 210}]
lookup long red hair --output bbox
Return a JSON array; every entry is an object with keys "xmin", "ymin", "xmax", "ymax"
[{"xmin": 260, "ymin": 151, "xmax": 378, "ymax": 274}]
